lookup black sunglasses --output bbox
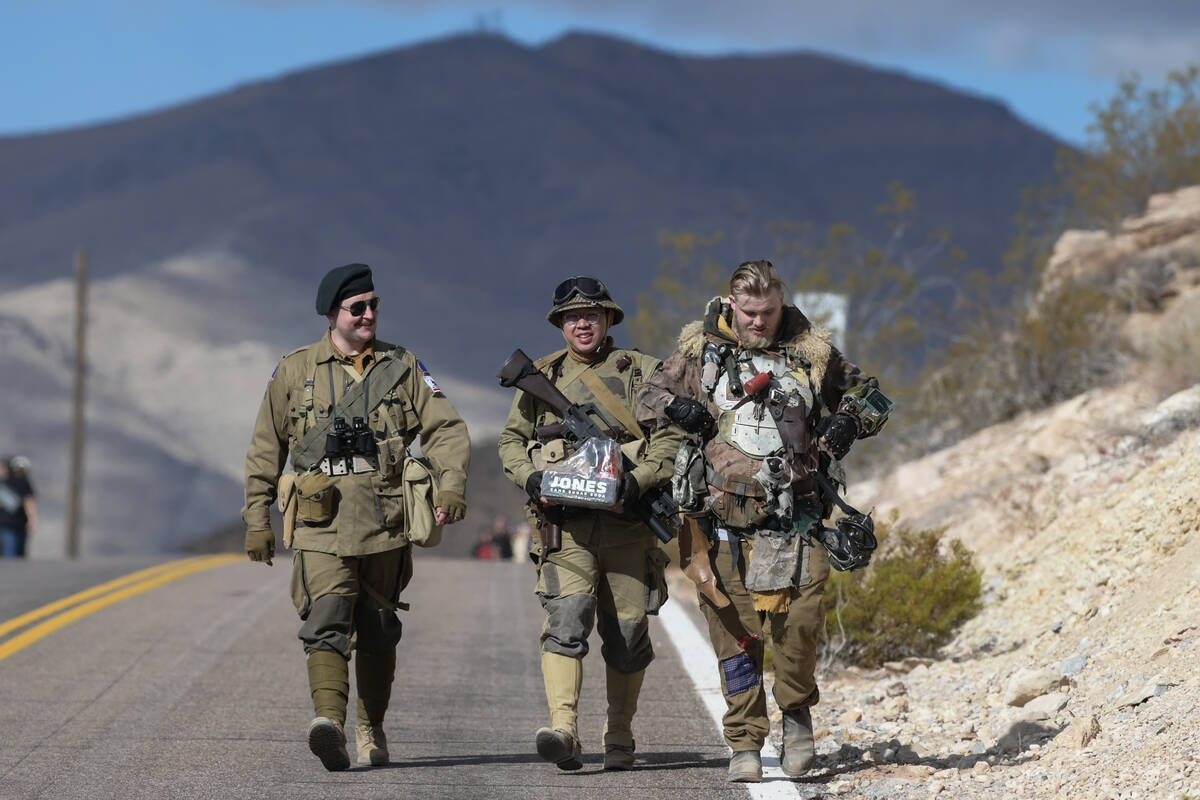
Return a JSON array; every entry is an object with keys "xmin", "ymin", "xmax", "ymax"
[
  {"xmin": 553, "ymin": 276, "xmax": 611, "ymax": 305},
  {"xmin": 340, "ymin": 297, "xmax": 381, "ymax": 317}
]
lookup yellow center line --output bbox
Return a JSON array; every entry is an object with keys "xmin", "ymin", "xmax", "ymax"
[
  {"xmin": 0, "ymin": 553, "xmax": 243, "ymax": 663},
  {"xmin": 0, "ymin": 556, "xmax": 216, "ymax": 639}
]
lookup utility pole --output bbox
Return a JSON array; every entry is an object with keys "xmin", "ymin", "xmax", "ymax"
[{"xmin": 66, "ymin": 248, "xmax": 88, "ymax": 559}]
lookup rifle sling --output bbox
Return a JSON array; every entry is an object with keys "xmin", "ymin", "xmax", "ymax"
[
  {"xmin": 292, "ymin": 354, "xmax": 410, "ymax": 470},
  {"xmin": 578, "ymin": 365, "xmax": 644, "ymax": 445}
]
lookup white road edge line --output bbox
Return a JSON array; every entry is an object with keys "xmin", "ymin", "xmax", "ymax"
[{"xmin": 659, "ymin": 599, "xmax": 801, "ymax": 798}]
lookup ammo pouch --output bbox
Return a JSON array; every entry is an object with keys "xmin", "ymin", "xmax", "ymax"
[
  {"xmin": 277, "ymin": 473, "xmax": 299, "ymax": 548},
  {"xmin": 709, "ymin": 473, "xmax": 769, "ymax": 530},
  {"xmin": 295, "ymin": 469, "xmax": 336, "ymax": 525},
  {"xmin": 529, "ymin": 438, "xmax": 568, "ymax": 471},
  {"xmin": 645, "ymin": 546, "xmax": 671, "ymax": 614},
  {"xmin": 401, "ymin": 455, "xmax": 443, "ymax": 548}
]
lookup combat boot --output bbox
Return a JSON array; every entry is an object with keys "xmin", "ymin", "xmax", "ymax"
[
  {"xmin": 355, "ymin": 722, "xmax": 388, "ymax": 766},
  {"xmin": 602, "ymin": 665, "xmax": 643, "ymax": 770},
  {"xmin": 538, "ymin": 652, "xmax": 583, "ymax": 770},
  {"xmin": 355, "ymin": 650, "xmax": 395, "ymax": 766},
  {"xmin": 727, "ymin": 749, "xmax": 762, "ymax": 782},
  {"xmin": 307, "ymin": 717, "xmax": 350, "ymax": 772},
  {"xmin": 535, "ymin": 727, "xmax": 582, "ymax": 771},
  {"xmin": 781, "ymin": 706, "xmax": 816, "ymax": 776},
  {"xmin": 306, "ymin": 650, "xmax": 350, "ymax": 771}
]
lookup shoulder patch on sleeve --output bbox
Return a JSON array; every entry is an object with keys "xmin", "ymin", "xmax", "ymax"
[{"xmin": 417, "ymin": 359, "xmax": 443, "ymax": 395}]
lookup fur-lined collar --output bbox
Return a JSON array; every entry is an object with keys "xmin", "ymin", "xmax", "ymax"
[{"xmin": 676, "ymin": 295, "xmax": 833, "ymax": 387}]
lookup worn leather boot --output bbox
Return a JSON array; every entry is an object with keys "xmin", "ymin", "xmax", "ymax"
[
  {"xmin": 781, "ymin": 706, "xmax": 816, "ymax": 776},
  {"xmin": 355, "ymin": 650, "xmax": 395, "ymax": 765},
  {"xmin": 602, "ymin": 666, "xmax": 643, "ymax": 770},
  {"xmin": 538, "ymin": 652, "xmax": 583, "ymax": 770},
  {"xmin": 535, "ymin": 727, "xmax": 583, "ymax": 771},
  {"xmin": 727, "ymin": 749, "xmax": 763, "ymax": 782}
]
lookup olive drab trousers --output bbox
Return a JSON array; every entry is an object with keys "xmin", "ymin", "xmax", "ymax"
[{"xmin": 698, "ymin": 534, "xmax": 831, "ymax": 752}]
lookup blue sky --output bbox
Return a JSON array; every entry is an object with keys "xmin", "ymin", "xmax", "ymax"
[{"xmin": 3, "ymin": 1, "xmax": 1198, "ymax": 144}]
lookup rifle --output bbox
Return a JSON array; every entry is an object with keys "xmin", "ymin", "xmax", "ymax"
[{"xmin": 498, "ymin": 349, "xmax": 680, "ymax": 544}]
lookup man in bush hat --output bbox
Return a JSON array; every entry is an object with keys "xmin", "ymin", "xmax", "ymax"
[
  {"xmin": 634, "ymin": 260, "xmax": 890, "ymax": 782},
  {"xmin": 497, "ymin": 277, "xmax": 683, "ymax": 771},
  {"xmin": 242, "ymin": 263, "xmax": 471, "ymax": 771}
]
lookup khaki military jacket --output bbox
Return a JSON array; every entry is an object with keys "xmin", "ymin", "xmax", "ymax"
[
  {"xmin": 637, "ymin": 297, "xmax": 875, "ymax": 499},
  {"xmin": 242, "ymin": 333, "xmax": 470, "ymax": 556},
  {"xmin": 497, "ymin": 341, "xmax": 683, "ymax": 547}
]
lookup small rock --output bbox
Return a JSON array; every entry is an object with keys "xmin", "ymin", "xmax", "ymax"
[
  {"xmin": 828, "ymin": 779, "xmax": 854, "ymax": 795},
  {"xmin": 972, "ymin": 760, "xmax": 991, "ymax": 774},
  {"xmin": 838, "ymin": 710, "xmax": 863, "ymax": 726},
  {"xmin": 895, "ymin": 764, "xmax": 936, "ymax": 779},
  {"xmin": 886, "ymin": 681, "xmax": 908, "ymax": 697},
  {"xmin": 1059, "ymin": 654, "xmax": 1089, "ymax": 676},
  {"xmin": 1004, "ymin": 668, "xmax": 1068, "ymax": 706},
  {"xmin": 882, "ymin": 696, "xmax": 909, "ymax": 720},
  {"xmin": 1050, "ymin": 621, "xmax": 1063, "ymax": 634},
  {"xmin": 1023, "ymin": 692, "xmax": 1070, "ymax": 719}
]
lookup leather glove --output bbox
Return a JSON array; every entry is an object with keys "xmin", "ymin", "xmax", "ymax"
[
  {"xmin": 245, "ymin": 528, "xmax": 275, "ymax": 565},
  {"xmin": 665, "ymin": 395, "xmax": 716, "ymax": 435},
  {"xmin": 819, "ymin": 413, "xmax": 860, "ymax": 460},
  {"xmin": 525, "ymin": 471, "xmax": 545, "ymax": 504},
  {"xmin": 618, "ymin": 473, "xmax": 641, "ymax": 506},
  {"xmin": 435, "ymin": 490, "xmax": 467, "ymax": 521}
]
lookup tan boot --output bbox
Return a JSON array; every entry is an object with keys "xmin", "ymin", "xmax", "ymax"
[
  {"xmin": 602, "ymin": 666, "xmax": 644, "ymax": 770},
  {"xmin": 307, "ymin": 717, "xmax": 350, "ymax": 772},
  {"xmin": 355, "ymin": 722, "xmax": 388, "ymax": 766},
  {"xmin": 306, "ymin": 650, "xmax": 350, "ymax": 771},
  {"xmin": 538, "ymin": 652, "xmax": 583, "ymax": 770},
  {"xmin": 354, "ymin": 650, "xmax": 395, "ymax": 765}
]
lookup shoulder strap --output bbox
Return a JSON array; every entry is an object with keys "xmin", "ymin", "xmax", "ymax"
[
  {"xmin": 292, "ymin": 354, "xmax": 410, "ymax": 469},
  {"xmin": 578, "ymin": 362, "xmax": 643, "ymax": 440}
]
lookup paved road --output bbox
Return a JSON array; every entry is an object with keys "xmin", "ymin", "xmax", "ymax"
[{"xmin": 0, "ymin": 554, "xmax": 807, "ymax": 800}]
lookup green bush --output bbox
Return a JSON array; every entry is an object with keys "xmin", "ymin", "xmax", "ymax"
[{"xmin": 822, "ymin": 520, "xmax": 983, "ymax": 668}]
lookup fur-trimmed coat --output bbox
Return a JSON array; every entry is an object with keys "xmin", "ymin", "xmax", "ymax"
[{"xmin": 635, "ymin": 296, "xmax": 876, "ymax": 495}]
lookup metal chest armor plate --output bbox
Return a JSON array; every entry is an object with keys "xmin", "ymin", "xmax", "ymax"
[{"xmin": 712, "ymin": 351, "xmax": 814, "ymax": 458}]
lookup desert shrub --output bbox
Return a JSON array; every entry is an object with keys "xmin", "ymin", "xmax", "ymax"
[{"xmin": 822, "ymin": 519, "xmax": 983, "ymax": 669}]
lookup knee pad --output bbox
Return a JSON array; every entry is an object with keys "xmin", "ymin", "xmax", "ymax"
[
  {"xmin": 540, "ymin": 593, "xmax": 596, "ymax": 658},
  {"xmin": 298, "ymin": 593, "xmax": 354, "ymax": 657}
]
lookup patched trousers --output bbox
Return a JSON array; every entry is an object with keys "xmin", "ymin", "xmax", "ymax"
[
  {"xmin": 290, "ymin": 547, "xmax": 413, "ymax": 657},
  {"xmin": 698, "ymin": 533, "xmax": 831, "ymax": 751},
  {"xmin": 535, "ymin": 529, "xmax": 664, "ymax": 674}
]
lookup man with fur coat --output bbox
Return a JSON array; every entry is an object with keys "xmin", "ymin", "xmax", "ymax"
[{"xmin": 635, "ymin": 260, "xmax": 884, "ymax": 782}]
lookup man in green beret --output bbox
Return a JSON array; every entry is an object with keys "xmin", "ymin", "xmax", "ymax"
[
  {"xmin": 498, "ymin": 277, "xmax": 683, "ymax": 771},
  {"xmin": 243, "ymin": 263, "xmax": 471, "ymax": 771}
]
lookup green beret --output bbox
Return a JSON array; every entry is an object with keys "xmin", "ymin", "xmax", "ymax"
[{"xmin": 316, "ymin": 263, "xmax": 374, "ymax": 315}]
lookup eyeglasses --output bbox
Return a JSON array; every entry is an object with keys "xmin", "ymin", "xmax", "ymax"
[
  {"xmin": 340, "ymin": 297, "xmax": 381, "ymax": 317},
  {"xmin": 553, "ymin": 276, "xmax": 611, "ymax": 305},
  {"xmin": 562, "ymin": 310, "xmax": 605, "ymax": 327}
]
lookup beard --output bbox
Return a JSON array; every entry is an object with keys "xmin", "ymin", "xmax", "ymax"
[{"xmin": 732, "ymin": 318, "xmax": 776, "ymax": 349}]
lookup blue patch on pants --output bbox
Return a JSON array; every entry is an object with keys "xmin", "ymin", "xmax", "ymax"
[{"xmin": 720, "ymin": 651, "xmax": 760, "ymax": 696}]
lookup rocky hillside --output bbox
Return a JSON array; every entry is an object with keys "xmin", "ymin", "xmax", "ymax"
[{"xmin": 772, "ymin": 186, "xmax": 1200, "ymax": 798}]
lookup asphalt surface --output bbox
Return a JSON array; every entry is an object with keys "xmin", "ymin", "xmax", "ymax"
[{"xmin": 0, "ymin": 554, "xmax": 778, "ymax": 800}]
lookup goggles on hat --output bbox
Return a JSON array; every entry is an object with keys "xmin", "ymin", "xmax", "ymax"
[
  {"xmin": 339, "ymin": 297, "xmax": 381, "ymax": 317},
  {"xmin": 552, "ymin": 276, "xmax": 611, "ymax": 305}
]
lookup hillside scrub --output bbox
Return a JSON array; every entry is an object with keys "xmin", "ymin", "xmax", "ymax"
[{"xmin": 821, "ymin": 518, "xmax": 983, "ymax": 669}]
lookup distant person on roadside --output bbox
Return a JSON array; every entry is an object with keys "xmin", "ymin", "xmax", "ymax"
[
  {"xmin": 241, "ymin": 263, "xmax": 471, "ymax": 771},
  {"xmin": 489, "ymin": 514, "xmax": 514, "ymax": 560},
  {"xmin": 497, "ymin": 276, "xmax": 683, "ymax": 771},
  {"xmin": 0, "ymin": 455, "xmax": 37, "ymax": 558}
]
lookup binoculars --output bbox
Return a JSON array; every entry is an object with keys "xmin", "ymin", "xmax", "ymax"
[{"xmin": 321, "ymin": 416, "xmax": 379, "ymax": 476}]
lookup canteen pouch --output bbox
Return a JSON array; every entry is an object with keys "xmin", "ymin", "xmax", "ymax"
[
  {"xmin": 295, "ymin": 469, "xmax": 336, "ymax": 525},
  {"xmin": 278, "ymin": 473, "xmax": 299, "ymax": 548}
]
